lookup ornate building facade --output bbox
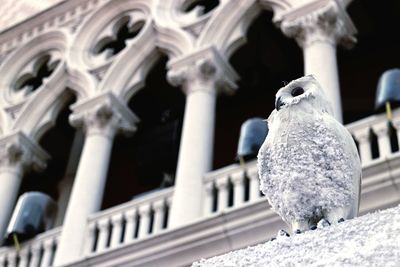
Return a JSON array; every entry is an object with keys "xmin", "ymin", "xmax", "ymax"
[{"xmin": 0, "ymin": 0, "xmax": 399, "ymax": 266}]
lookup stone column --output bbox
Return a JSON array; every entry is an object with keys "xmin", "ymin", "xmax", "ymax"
[
  {"xmin": 281, "ymin": 0, "xmax": 357, "ymax": 122},
  {"xmin": 54, "ymin": 93, "xmax": 138, "ymax": 267},
  {"xmin": 167, "ymin": 47, "xmax": 238, "ymax": 228},
  {"xmin": 0, "ymin": 133, "xmax": 48, "ymax": 240}
]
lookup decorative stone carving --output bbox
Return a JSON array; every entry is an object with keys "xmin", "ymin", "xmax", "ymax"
[
  {"xmin": 280, "ymin": 0, "xmax": 357, "ymax": 48},
  {"xmin": 0, "ymin": 31, "xmax": 67, "ymax": 113},
  {"xmin": 13, "ymin": 52, "xmax": 61, "ymax": 96},
  {"xmin": 69, "ymin": 93, "xmax": 139, "ymax": 138},
  {"xmin": 167, "ymin": 47, "xmax": 239, "ymax": 95},
  {"xmin": 0, "ymin": 132, "xmax": 49, "ymax": 174},
  {"xmin": 92, "ymin": 15, "xmax": 145, "ymax": 58},
  {"xmin": 69, "ymin": 2, "xmax": 151, "ymax": 70},
  {"xmin": 67, "ymin": 15, "xmax": 85, "ymax": 34}
]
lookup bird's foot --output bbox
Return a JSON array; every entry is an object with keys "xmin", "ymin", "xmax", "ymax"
[
  {"xmin": 277, "ymin": 229, "xmax": 290, "ymax": 238},
  {"xmin": 310, "ymin": 225, "xmax": 317, "ymax": 230},
  {"xmin": 317, "ymin": 218, "xmax": 331, "ymax": 229},
  {"xmin": 294, "ymin": 229, "xmax": 302, "ymax": 234},
  {"xmin": 338, "ymin": 218, "xmax": 345, "ymax": 223}
]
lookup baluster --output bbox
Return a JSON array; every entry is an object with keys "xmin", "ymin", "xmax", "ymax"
[
  {"xmin": 231, "ymin": 170, "xmax": 245, "ymax": 208},
  {"xmin": 96, "ymin": 218, "xmax": 110, "ymax": 253},
  {"xmin": 203, "ymin": 182, "xmax": 214, "ymax": 216},
  {"xmin": 85, "ymin": 222, "xmax": 97, "ymax": 254},
  {"xmin": 18, "ymin": 247, "xmax": 30, "ymax": 267},
  {"xmin": 152, "ymin": 199, "xmax": 165, "ymax": 235},
  {"xmin": 40, "ymin": 239, "xmax": 54, "ymax": 267},
  {"xmin": 110, "ymin": 214, "xmax": 123, "ymax": 248},
  {"xmin": 0, "ymin": 254, "xmax": 6, "ymax": 267},
  {"xmin": 165, "ymin": 195, "xmax": 172, "ymax": 230},
  {"xmin": 372, "ymin": 122, "xmax": 391, "ymax": 158},
  {"xmin": 247, "ymin": 168, "xmax": 261, "ymax": 201},
  {"xmin": 138, "ymin": 204, "xmax": 151, "ymax": 239},
  {"xmin": 216, "ymin": 176, "xmax": 229, "ymax": 211},
  {"xmin": 352, "ymin": 127, "xmax": 372, "ymax": 165},
  {"xmin": 29, "ymin": 244, "xmax": 41, "ymax": 267},
  {"xmin": 51, "ymin": 236, "xmax": 59, "ymax": 266},
  {"xmin": 123, "ymin": 209, "xmax": 137, "ymax": 244},
  {"xmin": 7, "ymin": 251, "xmax": 17, "ymax": 267}
]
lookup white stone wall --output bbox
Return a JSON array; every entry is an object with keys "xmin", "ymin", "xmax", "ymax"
[{"xmin": 0, "ymin": 0, "xmax": 64, "ymax": 31}]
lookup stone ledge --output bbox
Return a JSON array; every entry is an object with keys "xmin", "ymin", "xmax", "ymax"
[{"xmin": 193, "ymin": 205, "xmax": 400, "ymax": 267}]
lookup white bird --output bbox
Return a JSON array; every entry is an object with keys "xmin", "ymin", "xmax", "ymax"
[{"xmin": 257, "ymin": 75, "xmax": 361, "ymax": 234}]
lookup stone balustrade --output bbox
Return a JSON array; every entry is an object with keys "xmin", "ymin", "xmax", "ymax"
[
  {"xmin": 0, "ymin": 227, "xmax": 60, "ymax": 267},
  {"xmin": 204, "ymin": 109, "xmax": 400, "ymax": 214},
  {"xmin": 203, "ymin": 161, "xmax": 264, "ymax": 215},
  {"xmin": 85, "ymin": 188, "xmax": 173, "ymax": 255},
  {"xmin": 0, "ymin": 110, "xmax": 399, "ymax": 265},
  {"xmin": 347, "ymin": 109, "xmax": 400, "ymax": 166}
]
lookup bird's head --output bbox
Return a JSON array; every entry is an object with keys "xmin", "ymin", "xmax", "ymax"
[{"xmin": 274, "ymin": 75, "xmax": 334, "ymax": 116}]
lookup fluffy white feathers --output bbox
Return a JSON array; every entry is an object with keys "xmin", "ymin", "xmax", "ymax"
[{"xmin": 257, "ymin": 75, "xmax": 361, "ymax": 232}]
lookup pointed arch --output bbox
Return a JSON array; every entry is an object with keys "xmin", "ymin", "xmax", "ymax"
[{"xmin": 196, "ymin": 0, "xmax": 292, "ymax": 58}]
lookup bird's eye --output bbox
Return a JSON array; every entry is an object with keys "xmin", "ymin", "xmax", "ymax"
[{"xmin": 291, "ymin": 87, "xmax": 304, "ymax": 97}]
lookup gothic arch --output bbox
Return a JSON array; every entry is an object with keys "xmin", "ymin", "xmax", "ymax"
[
  {"xmin": 0, "ymin": 30, "xmax": 74, "ymax": 139},
  {"xmin": 67, "ymin": 0, "xmax": 155, "ymax": 71},
  {"xmin": 97, "ymin": 22, "xmax": 160, "ymax": 102},
  {"xmin": 0, "ymin": 30, "xmax": 69, "ymax": 107},
  {"xmin": 153, "ymin": 23, "xmax": 194, "ymax": 59},
  {"xmin": 196, "ymin": 0, "xmax": 292, "ymax": 59}
]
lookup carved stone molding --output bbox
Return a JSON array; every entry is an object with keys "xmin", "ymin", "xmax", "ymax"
[
  {"xmin": 167, "ymin": 46, "xmax": 239, "ymax": 95},
  {"xmin": 0, "ymin": 132, "xmax": 49, "ymax": 174},
  {"xmin": 69, "ymin": 93, "xmax": 139, "ymax": 139},
  {"xmin": 0, "ymin": 30, "xmax": 67, "ymax": 114},
  {"xmin": 280, "ymin": 0, "xmax": 357, "ymax": 48},
  {"xmin": 0, "ymin": 0, "xmax": 101, "ymax": 55}
]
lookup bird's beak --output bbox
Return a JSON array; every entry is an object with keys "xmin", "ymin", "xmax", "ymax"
[{"xmin": 275, "ymin": 96, "xmax": 285, "ymax": 111}]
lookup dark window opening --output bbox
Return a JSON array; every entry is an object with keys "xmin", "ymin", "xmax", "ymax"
[
  {"xmin": 14, "ymin": 54, "xmax": 60, "ymax": 92},
  {"xmin": 19, "ymin": 94, "xmax": 77, "ymax": 203},
  {"xmin": 101, "ymin": 56, "xmax": 185, "ymax": 209},
  {"xmin": 94, "ymin": 17, "xmax": 144, "ymax": 57},
  {"xmin": 339, "ymin": 0, "xmax": 400, "ymax": 123},
  {"xmin": 213, "ymin": 10, "xmax": 303, "ymax": 169}
]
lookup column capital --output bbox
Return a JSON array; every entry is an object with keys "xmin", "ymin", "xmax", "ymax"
[
  {"xmin": 0, "ymin": 132, "xmax": 49, "ymax": 174},
  {"xmin": 280, "ymin": 0, "xmax": 357, "ymax": 48},
  {"xmin": 69, "ymin": 93, "xmax": 139, "ymax": 138},
  {"xmin": 167, "ymin": 47, "xmax": 239, "ymax": 95}
]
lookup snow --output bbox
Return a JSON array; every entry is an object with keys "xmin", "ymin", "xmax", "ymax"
[{"xmin": 192, "ymin": 205, "xmax": 400, "ymax": 267}]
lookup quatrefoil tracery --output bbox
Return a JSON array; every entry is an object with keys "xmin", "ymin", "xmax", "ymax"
[
  {"xmin": 93, "ymin": 16, "xmax": 145, "ymax": 59},
  {"xmin": 13, "ymin": 53, "xmax": 61, "ymax": 97}
]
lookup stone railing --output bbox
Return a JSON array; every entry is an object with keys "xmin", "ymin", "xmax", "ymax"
[
  {"xmin": 204, "ymin": 109, "xmax": 400, "ymax": 214},
  {"xmin": 85, "ymin": 187, "xmax": 173, "ymax": 255},
  {"xmin": 347, "ymin": 110, "xmax": 400, "ymax": 167},
  {"xmin": 203, "ymin": 161, "xmax": 264, "ymax": 215},
  {"xmin": 0, "ymin": 111, "xmax": 398, "ymax": 265},
  {"xmin": 0, "ymin": 227, "xmax": 61, "ymax": 267}
]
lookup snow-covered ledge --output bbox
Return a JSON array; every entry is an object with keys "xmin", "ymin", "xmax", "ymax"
[{"xmin": 193, "ymin": 205, "xmax": 400, "ymax": 266}]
